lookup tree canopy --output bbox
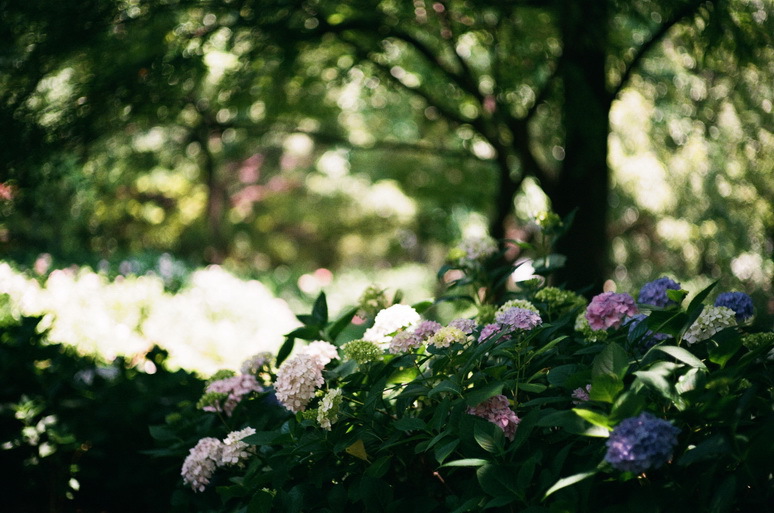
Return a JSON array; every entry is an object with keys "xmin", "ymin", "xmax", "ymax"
[{"xmin": 1, "ymin": 0, "xmax": 772, "ymax": 297}]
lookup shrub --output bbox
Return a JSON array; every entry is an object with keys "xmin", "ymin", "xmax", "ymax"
[{"xmin": 155, "ymin": 239, "xmax": 773, "ymax": 512}]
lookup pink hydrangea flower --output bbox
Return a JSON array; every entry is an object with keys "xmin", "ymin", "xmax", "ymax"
[
  {"xmin": 274, "ymin": 353, "xmax": 326, "ymax": 413},
  {"xmin": 181, "ymin": 437, "xmax": 223, "ymax": 492},
  {"xmin": 585, "ymin": 292, "xmax": 638, "ymax": 330},
  {"xmin": 467, "ymin": 394, "xmax": 521, "ymax": 441},
  {"xmin": 203, "ymin": 374, "xmax": 263, "ymax": 417}
]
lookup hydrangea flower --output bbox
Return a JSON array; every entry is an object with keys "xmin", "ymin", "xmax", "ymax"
[
  {"xmin": 181, "ymin": 437, "xmax": 223, "ymax": 492},
  {"xmin": 627, "ymin": 314, "xmax": 670, "ymax": 350},
  {"xmin": 342, "ymin": 339, "xmax": 382, "ymax": 364},
  {"xmin": 574, "ymin": 311, "xmax": 608, "ymax": 342},
  {"xmin": 357, "ymin": 285, "xmax": 389, "ymax": 318},
  {"xmin": 467, "ymin": 395, "xmax": 521, "ymax": 441},
  {"xmin": 428, "ymin": 326, "xmax": 467, "ymax": 348},
  {"xmin": 585, "ymin": 292, "xmax": 638, "ymax": 330},
  {"xmin": 240, "ymin": 352, "xmax": 273, "ymax": 375},
  {"xmin": 478, "ymin": 323, "xmax": 504, "ymax": 343},
  {"xmin": 201, "ymin": 374, "xmax": 263, "ymax": 416},
  {"xmin": 496, "ymin": 299, "xmax": 539, "ymax": 315},
  {"xmin": 534, "ymin": 287, "xmax": 586, "ymax": 316},
  {"xmin": 571, "ymin": 384, "xmax": 592, "ymax": 404},
  {"xmin": 274, "ymin": 353, "xmax": 326, "ymax": 413},
  {"xmin": 301, "ymin": 340, "xmax": 340, "ymax": 367},
  {"xmin": 363, "ymin": 304, "xmax": 420, "ymax": 344},
  {"xmin": 317, "ymin": 389, "xmax": 343, "ymax": 430},
  {"xmin": 221, "ymin": 427, "xmax": 256, "ymax": 465},
  {"xmin": 388, "ymin": 320, "xmax": 442, "ymax": 354},
  {"xmin": 457, "ymin": 235, "xmax": 498, "ymax": 261},
  {"xmin": 683, "ymin": 306, "xmax": 736, "ymax": 344},
  {"xmin": 638, "ymin": 277, "xmax": 681, "ymax": 308},
  {"xmin": 495, "ymin": 307, "xmax": 543, "ymax": 331},
  {"xmin": 714, "ymin": 292, "xmax": 754, "ymax": 322},
  {"xmin": 448, "ymin": 318, "xmax": 476, "ymax": 334},
  {"xmin": 605, "ymin": 412, "xmax": 680, "ymax": 474}
]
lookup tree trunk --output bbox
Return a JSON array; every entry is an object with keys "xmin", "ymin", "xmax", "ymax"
[{"xmin": 550, "ymin": 0, "xmax": 612, "ymax": 295}]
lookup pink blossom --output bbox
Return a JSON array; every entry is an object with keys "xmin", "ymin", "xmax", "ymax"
[
  {"xmin": 203, "ymin": 374, "xmax": 263, "ymax": 416},
  {"xmin": 585, "ymin": 292, "xmax": 638, "ymax": 330},
  {"xmin": 467, "ymin": 394, "xmax": 521, "ymax": 441}
]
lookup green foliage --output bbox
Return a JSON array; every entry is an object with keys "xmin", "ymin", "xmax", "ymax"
[
  {"xmin": 0, "ymin": 306, "xmax": 205, "ymax": 513},
  {"xmin": 158, "ymin": 247, "xmax": 773, "ymax": 512}
]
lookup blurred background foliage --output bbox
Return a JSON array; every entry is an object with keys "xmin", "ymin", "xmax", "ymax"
[{"xmin": 1, "ymin": 0, "xmax": 772, "ymax": 332}]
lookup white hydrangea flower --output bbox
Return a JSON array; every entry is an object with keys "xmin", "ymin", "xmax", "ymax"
[
  {"xmin": 274, "ymin": 353, "xmax": 326, "ymax": 413},
  {"xmin": 363, "ymin": 304, "xmax": 420, "ymax": 345},
  {"xmin": 300, "ymin": 340, "xmax": 340, "ymax": 367},
  {"xmin": 683, "ymin": 306, "xmax": 736, "ymax": 344},
  {"xmin": 317, "ymin": 389, "xmax": 343, "ymax": 430},
  {"xmin": 221, "ymin": 427, "xmax": 256, "ymax": 466},
  {"xmin": 181, "ymin": 437, "xmax": 223, "ymax": 492}
]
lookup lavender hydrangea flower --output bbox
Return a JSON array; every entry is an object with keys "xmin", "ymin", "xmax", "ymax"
[
  {"xmin": 605, "ymin": 412, "xmax": 680, "ymax": 474},
  {"xmin": 448, "ymin": 318, "xmax": 476, "ymax": 335},
  {"xmin": 586, "ymin": 292, "xmax": 638, "ymax": 330},
  {"xmin": 714, "ymin": 292, "xmax": 754, "ymax": 322},
  {"xmin": 638, "ymin": 277, "xmax": 681, "ymax": 308},
  {"xmin": 495, "ymin": 307, "xmax": 543, "ymax": 330}
]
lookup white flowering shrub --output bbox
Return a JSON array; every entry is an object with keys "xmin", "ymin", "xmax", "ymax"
[{"xmin": 153, "ymin": 242, "xmax": 773, "ymax": 513}]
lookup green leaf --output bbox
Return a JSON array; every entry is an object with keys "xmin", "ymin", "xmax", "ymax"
[
  {"xmin": 285, "ymin": 326, "xmax": 321, "ymax": 340},
  {"xmin": 572, "ymin": 408, "xmax": 613, "ymax": 430},
  {"xmin": 326, "ymin": 307, "xmax": 357, "ymax": 342},
  {"xmin": 434, "ymin": 439, "xmax": 460, "ymax": 464},
  {"xmin": 633, "ymin": 370, "xmax": 681, "ymax": 405},
  {"xmin": 474, "ymin": 422, "xmax": 502, "ymax": 454},
  {"xmin": 666, "ymin": 289, "xmax": 688, "ymax": 305},
  {"xmin": 242, "ymin": 431, "xmax": 284, "ymax": 446},
  {"xmin": 393, "ymin": 416, "xmax": 426, "ymax": 432},
  {"xmin": 311, "ymin": 292, "xmax": 328, "ymax": 325},
  {"xmin": 546, "ymin": 364, "xmax": 582, "ymax": 387},
  {"xmin": 365, "ymin": 455, "xmax": 392, "ymax": 478},
  {"xmin": 411, "ymin": 299, "xmax": 435, "ymax": 314},
  {"xmin": 589, "ymin": 373, "xmax": 622, "ymax": 403},
  {"xmin": 275, "ymin": 336, "xmax": 295, "ymax": 367},
  {"xmin": 465, "ymin": 381, "xmax": 505, "ymax": 407},
  {"xmin": 543, "ymin": 470, "xmax": 597, "ymax": 499},
  {"xmin": 677, "ymin": 435, "xmax": 730, "ymax": 466},
  {"xmin": 428, "ymin": 378, "xmax": 461, "ymax": 397},
  {"xmin": 441, "ymin": 457, "xmax": 489, "ymax": 468},
  {"xmin": 707, "ymin": 329, "xmax": 741, "ymax": 368},
  {"xmin": 148, "ymin": 424, "xmax": 177, "ymax": 441},
  {"xmin": 652, "ymin": 345, "xmax": 707, "ymax": 369},
  {"xmin": 537, "ymin": 410, "xmax": 609, "ymax": 437},
  {"xmin": 517, "ymin": 382, "xmax": 547, "ymax": 393},
  {"xmin": 387, "ymin": 365, "xmax": 419, "ymax": 384},
  {"xmin": 592, "ymin": 342, "xmax": 629, "ymax": 380},
  {"xmin": 247, "ymin": 489, "xmax": 274, "ymax": 513}
]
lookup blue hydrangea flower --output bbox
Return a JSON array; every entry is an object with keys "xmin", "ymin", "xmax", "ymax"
[
  {"xmin": 627, "ymin": 314, "xmax": 669, "ymax": 351},
  {"xmin": 605, "ymin": 412, "xmax": 680, "ymax": 474},
  {"xmin": 638, "ymin": 277, "xmax": 681, "ymax": 308},
  {"xmin": 714, "ymin": 292, "xmax": 754, "ymax": 322}
]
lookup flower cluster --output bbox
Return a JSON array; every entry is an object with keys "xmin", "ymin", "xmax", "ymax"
[
  {"xmin": 388, "ymin": 319, "xmax": 441, "ymax": 353},
  {"xmin": 496, "ymin": 299, "xmax": 540, "ymax": 315},
  {"xmin": 467, "ymin": 395, "xmax": 521, "ymax": 441},
  {"xmin": 478, "ymin": 307, "xmax": 543, "ymax": 343},
  {"xmin": 363, "ymin": 304, "xmax": 420, "ymax": 345},
  {"xmin": 585, "ymin": 292, "xmax": 638, "ymax": 330},
  {"xmin": 638, "ymin": 277, "xmax": 681, "ymax": 308},
  {"xmin": 317, "ymin": 388, "xmax": 343, "ymax": 430},
  {"xmin": 201, "ymin": 373, "xmax": 263, "ymax": 417},
  {"xmin": 428, "ymin": 326, "xmax": 468, "ymax": 349},
  {"xmin": 604, "ymin": 412, "xmax": 680, "ymax": 474},
  {"xmin": 456, "ymin": 235, "xmax": 498, "ymax": 261},
  {"xmin": 534, "ymin": 287, "xmax": 586, "ymax": 316},
  {"xmin": 683, "ymin": 306, "xmax": 736, "ymax": 344},
  {"xmin": 571, "ymin": 384, "xmax": 592, "ymax": 404},
  {"xmin": 181, "ymin": 427, "xmax": 256, "ymax": 492},
  {"xmin": 342, "ymin": 339, "xmax": 382, "ymax": 364},
  {"xmin": 274, "ymin": 341, "xmax": 339, "ymax": 412},
  {"xmin": 574, "ymin": 312, "xmax": 608, "ymax": 342},
  {"xmin": 714, "ymin": 292, "xmax": 754, "ymax": 322}
]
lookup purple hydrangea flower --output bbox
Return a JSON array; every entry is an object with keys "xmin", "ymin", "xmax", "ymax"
[
  {"xmin": 495, "ymin": 307, "xmax": 543, "ymax": 331},
  {"xmin": 714, "ymin": 292, "xmax": 754, "ymax": 322},
  {"xmin": 605, "ymin": 412, "xmax": 680, "ymax": 474},
  {"xmin": 586, "ymin": 292, "xmax": 638, "ymax": 331},
  {"xmin": 466, "ymin": 394, "xmax": 520, "ymax": 441},
  {"xmin": 448, "ymin": 318, "xmax": 476, "ymax": 335},
  {"xmin": 627, "ymin": 314, "xmax": 670, "ymax": 350},
  {"xmin": 478, "ymin": 323, "xmax": 503, "ymax": 343},
  {"xmin": 638, "ymin": 277, "xmax": 681, "ymax": 308}
]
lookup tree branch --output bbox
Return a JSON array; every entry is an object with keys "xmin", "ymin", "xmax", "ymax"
[{"xmin": 611, "ymin": 0, "xmax": 707, "ymax": 100}]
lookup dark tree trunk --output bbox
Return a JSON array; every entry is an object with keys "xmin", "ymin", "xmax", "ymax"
[{"xmin": 549, "ymin": 0, "xmax": 612, "ymax": 295}]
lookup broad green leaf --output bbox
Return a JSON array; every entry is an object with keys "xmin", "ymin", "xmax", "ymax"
[
  {"xmin": 707, "ymin": 329, "xmax": 741, "ymax": 368},
  {"xmin": 517, "ymin": 382, "xmax": 547, "ymax": 393},
  {"xmin": 365, "ymin": 455, "xmax": 392, "ymax": 478},
  {"xmin": 311, "ymin": 292, "xmax": 328, "ymax": 325},
  {"xmin": 388, "ymin": 366, "xmax": 419, "ymax": 384},
  {"xmin": 393, "ymin": 416, "xmax": 426, "ymax": 432},
  {"xmin": 634, "ymin": 370, "xmax": 681, "ymax": 406},
  {"xmin": 325, "ymin": 307, "xmax": 357, "ymax": 342},
  {"xmin": 546, "ymin": 364, "xmax": 582, "ymax": 387},
  {"xmin": 474, "ymin": 422, "xmax": 502, "ymax": 454},
  {"xmin": 652, "ymin": 345, "xmax": 707, "ymax": 369},
  {"xmin": 242, "ymin": 431, "xmax": 283, "ymax": 446},
  {"xmin": 428, "ymin": 379, "xmax": 461, "ymax": 397},
  {"xmin": 434, "ymin": 439, "xmax": 460, "ymax": 464},
  {"xmin": 677, "ymin": 435, "xmax": 730, "ymax": 466},
  {"xmin": 589, "ymin": 373, "xmax": 622, "ymax": 403},
  {"xmin": 572, "ymin": 408, "xmax": 613, "ymax": 430},
  {"xmin": 411, "ymin": 299, "xmax": 435, "ymax": 314},
  {"xmin": 440, "ymin": 457, "xmax": 489, "ymax": 468},
  {"xmin": 543, "ymin": 470, "xmax": 597, "ymax": 499},
  {"xmin": 666, "ymin": 289, "xmax": 688, "ymax": 304},
  {"xmin": 537, "ymin": 410, "xmax": 609, "ymax": 437},
  {"xmin": 592, "ymin": 342, "xmax": 629, "ymax": 380},
  {"xmin": 247, "ymin": 489, "xmax": 274, "ymax": 513},
  {"xmin": 465, "ymin": 381, "xmax": 505, "ymax": 407},
  {"xmin": 275, "ymin": 336, "xmax": 295, "ymax": 367}
]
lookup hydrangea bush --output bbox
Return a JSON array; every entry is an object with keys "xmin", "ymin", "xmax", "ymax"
[{"xmin": 153, "ymin": 237, "xmax": 773, "ymax": 512}]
